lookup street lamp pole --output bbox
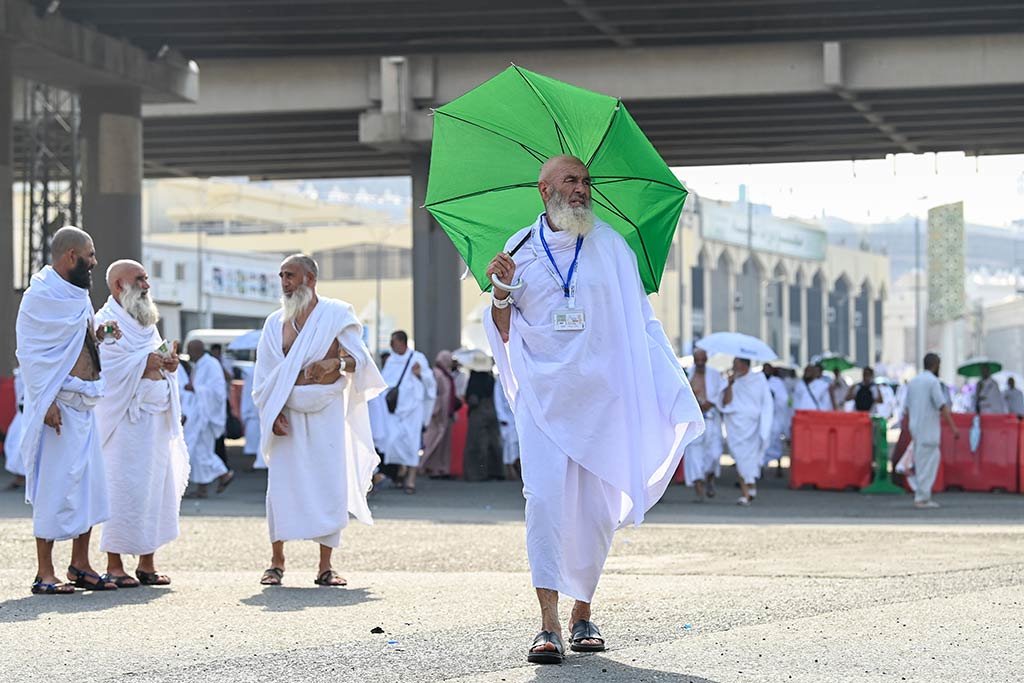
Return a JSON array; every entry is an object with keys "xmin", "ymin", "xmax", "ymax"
[{"xmin": 914, "ymin": 213, "xmax": 920, "ymax": 369}]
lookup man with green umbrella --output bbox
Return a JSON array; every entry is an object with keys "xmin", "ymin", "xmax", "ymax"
[
  {"xmin": 485, "ymin": 155, "xmax": 704, "ymax": 664},
  {"xmin": 975, "ymin": 363, "xmax": 1007, "ymax": 414}
]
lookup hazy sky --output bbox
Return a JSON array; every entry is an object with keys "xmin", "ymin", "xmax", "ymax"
[{"xmin": 674, "ymin": 152, "xmax": 1024, "ymax": 229}]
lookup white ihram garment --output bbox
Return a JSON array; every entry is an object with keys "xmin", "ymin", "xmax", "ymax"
[
  {"xmin": 763, "ymin": 375, "xmax": 791, "ymax": 465},
  {"xmin": 722, "ymin": 371, "xmax": 774, "ymax": 485},
  {"xmin": 494, "ymin": 377, "xmax": 520, "ymax": 465},
  {"xmin": 95, "ymin": 296, "xmax": 190, "ymax": 555},
  {"xmin": 792, "ymin": 378, "xmax": 831, "ymax": 411},
  {"xmin": 486, "ymin": 217, "xmax": 703, "ymax": 602},
  {"xmin": 254, "ymin": 298, "xmax": 386, "ymax": 547},
  {"xmin": 239, "ymin": 365, "xmax": 265, "ymax": 468},
  {"xmin": 184, "ymin": 353, "xmax": 228, "ymax": 485},
  {"xmin": 683, "ymin": 365, "xmax": 725, "ymax": 486},
  {"xmin": 16, "ymin": 265, "xmax": 109, "ymax": 540},
  {"xmin": 4, "ymin": 369, "xmax": 25, "ymax": 476},
  {"xmin": 379, "ymin": 348, "xmax": 436, "ymax": 467}
]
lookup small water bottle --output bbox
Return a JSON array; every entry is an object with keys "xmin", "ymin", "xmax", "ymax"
[{"xmin": 102, "ymin": 322, "xmax": 116, "ymax": 345}]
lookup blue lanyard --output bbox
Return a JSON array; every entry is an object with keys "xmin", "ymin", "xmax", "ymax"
[{"xmin": 539, "ymin": 214, "xmax": 583, "ymax": 299}]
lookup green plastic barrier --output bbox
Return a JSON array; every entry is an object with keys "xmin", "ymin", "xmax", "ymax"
[{"xmin": 862, "ymin": 416, "xmax": 905, "ymax": 495}]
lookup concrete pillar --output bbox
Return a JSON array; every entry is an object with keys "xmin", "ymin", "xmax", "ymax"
[
  {"xmin": 0, "ymin": 42, "xmax": 16, "ymax": 375},
  {"xmin": 799, "ymin": 282, "xmax": 808, "ymax": 365},
  {"xmin": 779, "ymin": 279, "xmax": 791, "ymax": 364},
  {"xmin": 410, "ymin": 153, "xmax": 461, "ymax": 358},
  {"xmin": 80, "ymin": 86, "xmax": 143, "ymax": 308}
]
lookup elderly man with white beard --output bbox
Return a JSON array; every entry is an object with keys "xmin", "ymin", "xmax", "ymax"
[
  {"xmin": 379, "ymin": 330, "xmax": 436, "ymax": 494},
  {"xmin": 722, "ymin": 358, "xmax": 774, "ymax": 506},
  {"xmin": 485, "ymin": 155, "xmax": 704, "ymax": 663},
  {"xmin": 16, "ymin": 226, "xmax": 120, "ymax": 594},
  {"xmin": 94, "ymin": 260, "xmax": 190, "ymax": 587},
  {"xmin": 183, "ymin": 339, "xmax": 234, "ymax": 498},
  {"xmin": 253, "ymin": 255, "xmax": 386, "ymax": 587}
]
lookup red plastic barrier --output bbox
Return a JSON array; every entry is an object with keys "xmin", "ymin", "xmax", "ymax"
[
  {"xmin": 0, "ymin": 376, "xmax": 14, "ymax": 456},
  {"xmin": 789, "ymin": 410, "xmax": 873, "ymax": 491},
  {"xmin": 940, "ymin": 413, "xmax": 1019, "ymax": 493},
  {"xmin": 449, "ymin": 404, "xmax": 468, "ymax": 478},
  {"xmin": 229, "ymin": 380, "xmax": 243, "ymax": 420},
  {"xmin": 1019, "ymin": 419, "xmax": 1024, "ymax": 495}
]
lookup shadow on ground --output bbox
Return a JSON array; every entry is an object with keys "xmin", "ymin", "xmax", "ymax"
[
  {"xmin": 240, "ymin": 585, "xmax": 375, "ymax": 612},
  {"xmin": 529, "ymin": 655, "xmax": 721, "ymax": 683},
  {"xmin": 0, "ymin": 584, "xmax": 170, "ymax": 623}
]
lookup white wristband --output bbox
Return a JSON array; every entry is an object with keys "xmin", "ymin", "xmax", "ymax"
[{"xmin": 492, "ymin": 293, "xmax": 513, "ymax": 309}]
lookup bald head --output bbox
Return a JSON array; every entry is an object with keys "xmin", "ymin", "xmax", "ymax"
[
  {"xmin": 538, "ymin": 155, "xmax": 594, "ymax": 235},
  {"xmin": 106, "ymin": 259, "xmax": 145, "ymax": 294},
  {"xmin": 539, "ymin": 155, "xmax": 587, "ymax": 184},
  {"xmin": 281, "ymin": 254, "xmax": 318, "ymax": 280},
  {"xmin": 693, "ymin": 348, "xmax": 708, "ymax": 368},
  {"xmin": 49, "ymin": 226, "xmax": 96, "ymax": 289}
]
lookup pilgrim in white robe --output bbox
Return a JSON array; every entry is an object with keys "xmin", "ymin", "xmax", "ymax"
[
  {"xmin": 16, "ymin": 266, "xmax": 109, "ymax": 541},
  {"xmin": 379, "ymin": 348, "xmax": 436, "ymax": 467},
  {"xmin": 93, "ymin": 296, "xmax": 190, "ymax": 556},
  {"xmin": 486, "ymin": 216, "xmax": 704, "ymax": 603},
  {"xmin": 239, "ymin": 365, "xmax": 265, "ymax": 469},
  {"xmin": 683, "ymin": 365, "xmax": 725, "ymax": 486},
  {"xmin": 792, "ymin": 378, "xmax": 831, "ymax": 411},
  {"xmin": 494, "ymin": 376, "xmax": 520, "ymax": 466},
  {"xmin": 763, "ymin": 374, "xmax": 791, "ymax": 465},
  {"xmin": 253, "ymin": 298, "xmax": 386, "ymax": 548},
  {"xmin": 184, "ymin": 352, "xmax": 228, "ymax": 485},
  {"xmin": 722, "ymin": 371, "xmax": 774, "ymax": 485},
  {"xmin": 3, "ymin": 369, "xmax": 26, "ymax": 477}
]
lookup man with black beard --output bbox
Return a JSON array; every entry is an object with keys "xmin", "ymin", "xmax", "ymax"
[
  {"xmin": 16, "ymin": 226, "xmax": 122, "ymax": 594},
  {"xmin": 94, "ymin": 260, "xmax": 190, "ymax": 587}
]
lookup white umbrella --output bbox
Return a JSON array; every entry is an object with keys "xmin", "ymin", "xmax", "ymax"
[
  {"xmin": 227, "ymin": 329, "xmax": 261, "ymax": 352},
  {"xmin": 452, "ymin": 347, "xmax": 493, "ymax": 372},
  {"xmin": 695, "ymin": 332, "xmax": 778, "ymax": 362}
]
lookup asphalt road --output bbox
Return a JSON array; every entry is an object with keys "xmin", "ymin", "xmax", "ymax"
[{"xmin": 1, "ymin": 455, "xmax": 1022, "ymax": 683}]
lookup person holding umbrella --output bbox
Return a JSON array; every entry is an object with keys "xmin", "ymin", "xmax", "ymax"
[
  {"xmin": 484, "ymin": 155, "xmax": 704, "ymax": 663},
  {"xmin": 971, "ymin": 361, "xmax": 1007, "ymax": 414}
]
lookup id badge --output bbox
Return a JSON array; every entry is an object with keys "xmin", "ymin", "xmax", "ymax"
[{"xmin": 553, "ymin": 309, "xmax": 586, "ymax": 331}]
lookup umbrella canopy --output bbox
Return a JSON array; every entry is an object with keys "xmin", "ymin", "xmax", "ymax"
[
  {"xmin": 957, "ymin": 357, "xmax": 1002, "ymax": 377},
  {"xmin": 425, "ymin": 65, "xmax": 687, "ymax": 295},
  {"xmin": 696, "ymin": 332, "xmax": 778, "ymax": 363},
  {"xmin": 453, "ymin": 347, "xmax": 494, "ymax": 373},
  {"xmin": 227, "ymin": 329, "xmax": 261, "ymax": 352},
  {"xmin": 816, "ymin": 352, "xmax": 855, "ymax": 372}
]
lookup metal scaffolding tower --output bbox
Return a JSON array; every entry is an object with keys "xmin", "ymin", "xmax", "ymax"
[{"xmin": 19, "ymin": 81, "xmax": 81, "ymax": 290}]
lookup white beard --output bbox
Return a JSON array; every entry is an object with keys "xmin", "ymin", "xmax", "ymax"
[
  {"xmin": 121, "ymin": 284, "xmax": 160, "ymax": 327},
  {"xmin": 281, "ymin": 283, "xmax": 313, "ymax": 322},
  {"xmin": 546, "ymin": 190, "xmax": 595, "ymax": 236}
]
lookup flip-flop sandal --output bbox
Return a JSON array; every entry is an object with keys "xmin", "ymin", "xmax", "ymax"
[
  {"xmin": 216, "ymin": 470, "xmax": 236, "ymax": 494},
  {"xmin": 314, "ymin": 570, "xmax": 348, "ymax": 587},
  {"xmin": 569, "ymin": 619, "xmax": 606, "ymax": 652},
  {"xmin": 260, "ymin": 567, "xmax": 284, "ymax": 586},
  {"xmin": 31, "ymin": 577, "xmax": 75, "ymax": 595},
  {"xmin": 103, "ymin": 573, "xmax": 140, "ymax": 588},
  {"xmin": 136, "ymin": 569, "xmax": 171, "ymax": 586},
  {"xmin": 403, "ymin": 486, "xmax": 416, "ymax": 495},
  {"xmin": 67, "ymin": 565, "xmax": 117, "ymax": 591},
  {"xmin": 527, "ymin": 631, "xmax": 564, "ymax": 664}
]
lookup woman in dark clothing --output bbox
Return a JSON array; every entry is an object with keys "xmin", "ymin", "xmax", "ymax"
[{"xmin": 461, "ymin": 368, "xmax": 505, "ymax": 482}]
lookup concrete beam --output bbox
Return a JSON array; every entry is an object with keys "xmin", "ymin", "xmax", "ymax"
[
  {"xmin": 2, "ymin": 0, "xmax": 197, "ymax": 104},
  {"xmin": 0, "ymin": 40, "xmax": 15, "ymax": 375},
  {"xmin": 143, "ymin": 32, "xmax": 1024, "ymax": 120}
]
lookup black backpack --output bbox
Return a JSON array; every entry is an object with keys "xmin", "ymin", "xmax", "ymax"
[{"xmin": 854, "ymin": 383, "xmax": 875, "ymax": 412}]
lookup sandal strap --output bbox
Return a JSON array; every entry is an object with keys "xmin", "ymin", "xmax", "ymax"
[
  {"xmin": 530, "ymin": 630, "xmax": 564, "ymax": 654},
  {"xmin": 570, "ymin": 620, "xmax": 603, "ymax": 643}
]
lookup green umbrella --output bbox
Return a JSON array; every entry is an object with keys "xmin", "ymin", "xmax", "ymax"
[
  {"xmin": 957, "ymin": 358, "xmax": 1002, "ymax": 377},
  {"xmin": 424, "ymin": 65, "xmax": 687, "ymax": 294},
  {"xmin": 816, "ymin": 352, "xmax": 855, "ymax": 372}
]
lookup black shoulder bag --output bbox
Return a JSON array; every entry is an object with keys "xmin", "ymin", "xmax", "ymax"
[{"xmin": 385, "ymin": 354, "xmax": 414, "ymax": 414}]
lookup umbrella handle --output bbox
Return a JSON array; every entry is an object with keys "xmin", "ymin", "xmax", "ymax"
[{"xmin": 491, "ymin": 273, "xmax": 524, "ymax": 291}]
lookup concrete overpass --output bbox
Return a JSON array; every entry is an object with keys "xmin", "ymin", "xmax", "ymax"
[{"xmin": 5, "ymin": 0, "xmax": 1024, "ymax": 369}]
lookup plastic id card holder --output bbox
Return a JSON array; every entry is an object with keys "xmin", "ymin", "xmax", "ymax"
[{"xmin": 553, "ymin": 309, "xmax": 586, "ymax": 331}]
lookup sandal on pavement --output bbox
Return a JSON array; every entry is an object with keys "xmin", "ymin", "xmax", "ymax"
[
  {"xmin": 569, "ymin": 619, "xmax": 606, "ymax": 652},
  {"xmin": 31, "ymin": 577, "xmax": 75, "ymax": 595},
  {"xmin": 103, "ymin": 573, "xmax": 140, "ymax": 588},
  {"xmin": 260, "ymin": 567, "xmax": 284, "ymax": 586},
  {"xmin": 403, "ymin": 485, "xmax": 416, "ymax": 495},
  {"xmin": 216, "ymin": 470, "xmax": 236, "ymax": 494},
  {"xmin": 527, "ymin": 631, "xmax": 564, "ymax": 665},
  {"xmin": 314, "ymin": 570, "xmax": 348, "ymax": 587},
  {"xmin": 67, "ymin": 565, "xmax": 117, "ymax": 591},
  {"xmin": 136, "ymin": 569, "xmax": 171, "ymax": 586}
]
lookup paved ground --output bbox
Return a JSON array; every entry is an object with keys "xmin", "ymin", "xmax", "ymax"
[{"xmin": 1, "ymin": 453, "xmax": 1022, "ymax": 683}]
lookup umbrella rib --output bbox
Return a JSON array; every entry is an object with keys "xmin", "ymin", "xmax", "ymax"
[
  {"xmin": 590, "ymin": 186, "xmax": 658, "ymax": 290},
  {"xmin": 433, "ymin": 110, "xmax": 550, "ymax": 163},
  {"xmin": 512, "ymin": 65, "xmax": 568, "ymax": 156},
  {"xmin": 584, "ymin": 104, "xmax": 620, "ymax": 168},
  {"xmin": 590, "ymin": 176, "xmax": 687, "ymax": 193},
  {"xmin": 423, "ymin": 182, "xmax": 538, "ymax": 209}
]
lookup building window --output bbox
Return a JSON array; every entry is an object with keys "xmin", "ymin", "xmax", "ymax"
[
  {"xmin": 312, "ymin": 244, "xmax": 413, "ymax": 280},
  {"xmin": 151, "ymin": 260, "xmax": 163, "ymax": 279},
  {"xmin": 175, "ymin": 263, "xmax": 187, "ymax": 281}
]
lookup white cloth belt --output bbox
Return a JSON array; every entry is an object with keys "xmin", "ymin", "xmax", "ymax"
[
  {"xmin": 55, "ymin": 376, "xmax": 105, "ymax": 411},
  {"xmin": 128, "ymin": 378, "xmax": 171, "ymax": 423},
  {"xmin": 285, "ymin": 380, "xmax": 345, "ymax": 415}
]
